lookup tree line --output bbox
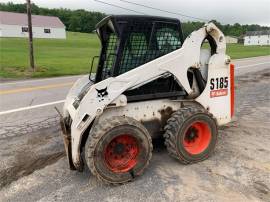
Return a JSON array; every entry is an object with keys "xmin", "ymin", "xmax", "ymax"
[
  {"xmin": 1, "ymin": 2, "xmax": 269, "ymax": 38},
  {"xmin": 0, "ymin": 2, "xmax": 106, "ymax": 33},
  {"xmin": 181, "ymin": 21, "xmax": 269, "ymax": 38}
]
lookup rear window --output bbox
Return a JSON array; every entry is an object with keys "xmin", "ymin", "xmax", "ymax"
[
  {"xmin": 119, "ymin": 22, "xmax": 182, "ymax": 74},
  {"xmin": 156, "ymin": 27, "xmax": 182, "ymax": 54}
]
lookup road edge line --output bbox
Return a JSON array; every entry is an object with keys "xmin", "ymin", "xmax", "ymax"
[{"xmin": 0, "ymin": 100, "xmax": 65, "ymax": 116}]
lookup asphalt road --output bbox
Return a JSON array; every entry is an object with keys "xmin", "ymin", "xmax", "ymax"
[{"xmin": 0, "ymin": 55, "xmax": 269, "ymax": 202}]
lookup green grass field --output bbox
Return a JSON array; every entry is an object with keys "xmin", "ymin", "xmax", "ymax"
[
  {"xmin": 0, "ymin": 32, "xmax": 269, "ymax": 78},
  {"xmin": 0, "ymin": 32, "xmax": 100, "ymax": 78}
]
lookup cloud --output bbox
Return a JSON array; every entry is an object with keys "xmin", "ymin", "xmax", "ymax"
[{"xmin": 1, "ymin": 0, "xmax": 269, "ymax": 25}]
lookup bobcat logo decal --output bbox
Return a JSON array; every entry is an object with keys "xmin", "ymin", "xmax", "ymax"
[{"xmin": 96, "ymin": 87, "xmax": 108, "ymax": 101}]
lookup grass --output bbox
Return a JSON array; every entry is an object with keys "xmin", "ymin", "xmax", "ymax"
[
  {"xmin": 0, "ymin": 32, "xmax": 100, "ymax": 78},
  {"xmin": 0, "ymin": 32, "xmax": 269, "ymax": 78},
  {"xmin": 226, "ymin": 44, "xmax": 270, "ymax": 59}
]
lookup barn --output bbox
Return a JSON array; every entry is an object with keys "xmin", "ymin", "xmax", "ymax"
[
  {"xmin": 244, "ymin": 30, "xmax": 270, "ymax": 46},
  {"xmin": 0, "ymin": 11, "xmax": 66, "ymax": 39}
]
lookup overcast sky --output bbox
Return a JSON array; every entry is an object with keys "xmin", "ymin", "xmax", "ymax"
[{"xmin": 1, "ymin": 0, "xmax": 270, "ymax": 26}]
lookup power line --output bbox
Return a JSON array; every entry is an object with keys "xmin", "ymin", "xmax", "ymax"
[
  {"xmin": 120, "ymin": 0, "xmax": 209, "ymax": 22},
  {"xmin": 93, "ymin": 0, "xmax": 147, "ymax": 15}
]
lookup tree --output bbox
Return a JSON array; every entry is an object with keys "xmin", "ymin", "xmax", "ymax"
[{"xmin": 0, "ymin": 2, "xmax": 269, "ymax": 36}]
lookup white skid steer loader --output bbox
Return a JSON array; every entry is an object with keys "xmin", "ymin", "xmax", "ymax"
[{"xmin": 59, "ymin": 15, "xmax": 235, "ymax": 184}]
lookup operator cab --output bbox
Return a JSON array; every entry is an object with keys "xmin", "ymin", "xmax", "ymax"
[
  {"xmin": 93, "ymin": 15, "xmax": 183, "ymax": 81},
  {"xmin": 90, "ymin": 15, "xmax": 186, "ymax": 101}
]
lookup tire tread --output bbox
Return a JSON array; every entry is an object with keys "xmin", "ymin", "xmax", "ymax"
[
  {"xmin": 85, "ymin": 116, "xmax": 153, "ymax": 185},
  {"xmin": 163, "ymin": 106, "xmax": 217, "ymax": 164}
]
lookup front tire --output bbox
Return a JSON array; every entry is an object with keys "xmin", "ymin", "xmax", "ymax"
[
  {"xmin": 164, "ymin": 106, "xmax": 218, "ymax": 164},
  {"xmin": 85, "ymin": 116, "xmax": 152, "ymax": 184}
]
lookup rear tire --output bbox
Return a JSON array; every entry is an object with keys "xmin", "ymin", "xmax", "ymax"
[
  {"xmin": 85, "ymin": 116, "xmax": 152, "ymax": 184},
  {"xmin": 163, "ymin": 106, "xmax": 218, "ymax": 164}
]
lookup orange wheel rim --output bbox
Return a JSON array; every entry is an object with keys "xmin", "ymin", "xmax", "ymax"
[
  {"xmin": 104, "ymin": 134, "xmax": 139, "ymax": 173},
  {"xmin": 183, "ymin": 121, "xmax": 212, "ymax": 155}
]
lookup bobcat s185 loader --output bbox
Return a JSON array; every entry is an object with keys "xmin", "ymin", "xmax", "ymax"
[{"xmin": 59, "ymin": 15, "xmax": 235, "ymax": 184}]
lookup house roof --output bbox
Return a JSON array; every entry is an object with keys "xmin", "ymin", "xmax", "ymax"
[
  {"xmin": 245, "ymin": 30, "xmax": 270, "ymax": 36},
  {"xmin": 0, "ymin": 11, "xmax": 65, "ymax": 28}
]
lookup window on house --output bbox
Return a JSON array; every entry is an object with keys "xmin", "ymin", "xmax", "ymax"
[
  {"xmin": 44, "ymin": 29, "xmax": 51, "ymax": 34},
  {"xmin": 267, "ymin": 40, "xmax": 269, "ymax": 44},
  {"xmin": 22, "ymin": 27, "xmax": 28, "ymax": 32}
]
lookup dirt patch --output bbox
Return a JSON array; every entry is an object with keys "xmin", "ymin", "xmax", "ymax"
[
  {"xmin": 0, "ymin": 151, "xmax": 65, "ymax": 188},
  {"xmin": 253, "ymin": 181, "xmax": 270, "ymax": 195},
  {"xmin": 0, "ymin": 126, "xmax": 65, "ymax": 189}
]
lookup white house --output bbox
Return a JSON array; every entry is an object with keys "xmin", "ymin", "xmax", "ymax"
[
  {"xmin": 244, "ymin": 30, "xmax": 270, "ymax": 46},
  {"xmin": 0, "ymin": 11, "xmax": 66, "ymax": 39}
]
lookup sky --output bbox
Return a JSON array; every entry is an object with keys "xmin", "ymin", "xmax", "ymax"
[{"xmin": 1, "ymin": 0, "xmax": 270, "ymax": 26}]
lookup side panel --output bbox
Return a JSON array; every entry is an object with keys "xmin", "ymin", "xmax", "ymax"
[
  {"xmin": 98, "ymin": 99, "xmax": 182, "ymax": 139},
  {"xmin": 196, "ymin": 54, "xmax": 232, "ymax": 125},
  {"xmin": 95, "ymin": 99, "xmax": 206, "ymax": 139}
]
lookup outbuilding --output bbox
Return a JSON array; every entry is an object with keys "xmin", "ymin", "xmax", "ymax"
[
  {"xmin": 244, "ymin": 30, "xmax": 270, "ymax": 46},
  {"xmin": 225, "ymin": 36, "xmax": 238, "ymax": 44},
  {"xmin": 225, "ymin": 36, "xmax": 238, "ymax": 43},
  {"xmin": 0, "ymin": 11, "xmax": 66, "ymax": 39}
]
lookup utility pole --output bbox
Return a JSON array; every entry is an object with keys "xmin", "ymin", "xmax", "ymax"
[{"xmin": 26, "ymin": 0, "xmax": 35, "ymax": 71}]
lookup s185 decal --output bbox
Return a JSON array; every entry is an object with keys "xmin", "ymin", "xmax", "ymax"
[
  {"xmin": 210, "ymin": 77, "xmax": 228, "ymax": 90},
  {"xmin": 210, "ymin": 77, "xmax": 228, "ymax": 98}
]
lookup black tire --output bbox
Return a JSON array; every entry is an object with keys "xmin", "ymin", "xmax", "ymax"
[
  {"xmin": 163, "ymin": 106, "xmax": 218, "ymax": 164},
  {"xmin": 85, "ymin": 116, "xmax": 152, "ymax": 184}
]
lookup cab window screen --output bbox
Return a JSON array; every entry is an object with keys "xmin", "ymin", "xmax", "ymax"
[
  {"xmin": 101, "ymin": 33, "xmax": 118, "ymax": 79},
  {"xmin": 120, "ymin": 32, "xmax": 148, "ymax": 74},
  {"xmin": 156, "ymin": 28, "xmax": 181, "ymax": 54},
  {"xmin": 116, "ymin": 21, "xmax": 182, "ymax": 76}
]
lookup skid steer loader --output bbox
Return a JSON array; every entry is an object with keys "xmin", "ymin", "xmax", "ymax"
[{"xmin": 59, "ymin": 15, "xmax": 235, "ymax": 184}]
